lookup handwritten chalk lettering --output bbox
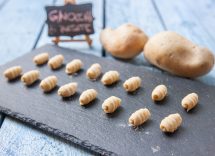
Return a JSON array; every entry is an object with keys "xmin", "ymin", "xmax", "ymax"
[
  {"xmin": 49, "ymin": 10, "xmax": 93, "ymax": 23},
  {"xmin": 46, "ymin": 3, "xmax": 94, "ymax": 37},
  {"xmin": 60, "ymin": 23, "xmax": 92, "ymax": 33}
]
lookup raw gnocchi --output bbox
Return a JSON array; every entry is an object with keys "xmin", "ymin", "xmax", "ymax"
[
  {"xmin": 123, "ymin": 76, "xmax": 141, "ymax": 92},
  {"xmin": 102, "ymin": 96, "xmax": 121, "ymax": 113},
  {"xmin": 160, "ymin": 113, "xmax": 182, "ymax": 133},
  {"xmin": 101, "ymin": 70, "xmax": 120, "ymax": 85},
  {"xmin": 48, "ymin": 54, "xmax": 64, "ymax": 69},
  {"xmin": 181, "ymin": 93, "xmax": 198, "ymax": 112},
  {"xmin": 86, "ymin": 63, "xmax": 102, "ymax": 79},
  {"xmin": 3, "ymin": 66, "xmax": 22, "ymax": 80},
  {"xmin": 33, "ymin": 53, "xmax": 49, "ymax": 65},
  {"xmin": 21, "ymin": 70, "xmax": 40, "ymax": 85},
  {"xmin": 40, "ymin": 75, "xmax": 58, "ymax": 92},
  {"xmin": 151, "ymin": 84, "xmax": 167, "ymax": 101},
  {"xmin": 129, "ymin": 108, "xmax": 151, "ymax": 126},
  {"xmin": 79, "ymin": 89, "xmax": 97, "ymax": 105},
  {"xmin": 58, "ymin": 82, "xmax": 78, "ymax": 97},
  {"xmin": 65, "ymin": 59, "xmax": 83, "ymax": 74}
]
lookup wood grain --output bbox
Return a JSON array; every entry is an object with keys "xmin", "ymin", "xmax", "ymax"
[
  {"xmin": 1, "ymin": 44, "xmax": 215, "ymax": 156},
  {"xmin": 0, "ymin": 117, "xmax": 93, "ymax": 156},
  {"xmin": 105, "ymin": 0, "xmax": 164, "ymax": 66}
]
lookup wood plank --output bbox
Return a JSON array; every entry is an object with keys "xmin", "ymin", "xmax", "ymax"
[
  {"xmin": 1, "ymin": 44, "xmax": 215, "ymax": 156},
  {"xmin": 105, "ymin": 0, "xmax": 164, "ymax": 66},
  {"xmin": 37, "ymin": 0, "xmax": 103, "ymax": 57},
  {"xmin": 0, "ymin": 117, "xmax": 92, "ymax": 156},
  {"xmin": 0, "ymin": 0, "xmax": 53, "ymax": 65},
  {"xmin": 154, "ymin": 0, "xmax": 215, "ymax": 85}
]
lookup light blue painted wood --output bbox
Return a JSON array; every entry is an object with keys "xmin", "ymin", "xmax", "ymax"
[
  {"xmin": 154, "ymin": 0, "xmax": 215, "ymax": 85},
  {"xmin": 0, "ymin": 117, "xmax": 92, "ymax": 156},
  {"xmin": 0, "ymin": 0, "xmax": 53, "ymax": 65},
  {"xmin": 105, "ymin": 0, "xmax": 164, "ymax": 66}
]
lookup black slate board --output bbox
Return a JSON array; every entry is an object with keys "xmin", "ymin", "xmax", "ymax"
[{"xmin": 0, "ymin": 44, "xmax": 215, "ymax": 156}]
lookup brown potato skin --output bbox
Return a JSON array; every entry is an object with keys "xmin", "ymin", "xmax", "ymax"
[
  {"xmin": 100, "ymin": 23, "xmax": 148, "ymax": 59},
  {"xmin": 144, "ymin": 31, "xmax": 214, "ymax": 78}
]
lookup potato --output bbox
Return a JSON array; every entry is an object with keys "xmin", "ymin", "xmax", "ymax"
[
  {"xmin": 100, "ymin": 23, "xmax": 148, "ymax": 59},
  {"xmin": 144, "ymin": 31, "xmax": 214, "ymax": 78}
]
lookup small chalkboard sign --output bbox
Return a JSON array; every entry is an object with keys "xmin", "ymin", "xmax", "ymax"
[{"xmin": 45, "ymin": 3, "xmax": 94, "ymax": 37}]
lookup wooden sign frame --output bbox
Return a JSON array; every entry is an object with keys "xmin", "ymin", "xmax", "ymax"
[{"xmin": 51, "ymin": 0, "xmax": 93, "ymax": 46}]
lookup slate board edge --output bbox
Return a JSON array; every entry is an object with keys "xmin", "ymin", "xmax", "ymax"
[{"xmin": 0, "ymin": 106, "xmax": 117, "ymax": 156}]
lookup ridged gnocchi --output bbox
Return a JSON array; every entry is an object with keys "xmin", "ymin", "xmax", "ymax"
[
  {"xmin": 58, "ymin": 82, "xmax": 78, "ymax": 97},
  {"xmin": 40, "ymin": 75, "xmax": 58, "ymax": 92},
  {"xmin": 123, "ymin": 76, "xmax": 141, "ymax": 92},
  {"xmin": 129, "ymin": 108, "xmax": 151, "ymax": 126},
  {"xmin": 181, "ymin": 93, "xmax": 198, "ymax": 112},
  {"xmin": 151, "ymin": 84, "xmax": 167, "ymax": 101},
  {"xmin": 3, "ymin": 66, "xmax": 22, "ymax": 80},
  {"xmin": 48, "ymin": 54, "xmax": 64, "ymax": 69},
  {"xmin": 160, "ymin": 113, "xmax": 182, "ymax": 133},
  {"xmin": 86, "ymin": 63, "xmax": 102, "ymax": 79},
  {"xmin": 33, "ymin": 53, "xmax": 49, "ymax": 65},
  {"xmin": 101, "ymin": 70, "xmax": 120, "ymax": 85},
  {"xmin": 21, "ymin": 70, "xmax": 40, "ymax": 85},
  {"xmin": 65, "ymin": 59, "xmax": 83, "ymax": 74},
  {"xmin": 79, "ymin": 89, "xmax": 97, "ymax": 105},
  {"xmin": 102, "ymin": 96, "xmax": 121, "ymax": 113}
]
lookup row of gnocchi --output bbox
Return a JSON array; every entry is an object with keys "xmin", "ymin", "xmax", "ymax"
[{"xmin": 3, "ymin": 52, "xmax": 199, "ymax": 133}]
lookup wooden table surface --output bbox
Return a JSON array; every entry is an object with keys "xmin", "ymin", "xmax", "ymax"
[{"xmin": 0, "ymin": 0, "xmax": 214, "ymax": 155}]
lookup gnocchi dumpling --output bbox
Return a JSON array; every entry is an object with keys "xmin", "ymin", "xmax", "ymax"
[
  {"xmin": 102, "ymin": 96, "xmax": 121, "ymax": 113},
  {"xmin": 101, "ymin": 70, "xmax": 120, "ymax": 85},
  {"xmin": 48, "ymin": 54, "xmax": 64, "ymax": 69},
  {"xmin": 58, "ymin": 82, "xmax": 78, "ymax": 97},
  {"xmin": 151, "ymin": 84, "xmax": 167, "ymax": 101},
  {"xmin": 40, "ymin": 75, "xmax": 58, "ymax": 92},
  {"xmin": 3, "ymin": 66, "xmax": 22, "ymax": 80},
  {"xmin": 181, "ymin": 93, "xmax": 198, "ymax": 112},
  {"xmin": 33, "ymin": 53, "xmax": 49, "ymax": 65},
  {"xmin": 66, "ymin": 59, "xmax": 83, "ymax": 74},
  {"xmin": 123, "ymin": 76, "xmax": 141, "ymax": 92},
  {"xmin": 79, "ymin": 89, "xmax": 97, "ymax": 105},
  {"xmin": 129, "ymin": 108, "xmax": 151, "ymax": 126},
  {"xmin": 160, "ymin": 113, "xmax": 182, "ymax": 133},
  {"xmin": 86, "ymin": 63, "xmax": 102, "ymax": 79},
  {"xmin": 21, "ymin": 70, "xmax": 40, "ymax": 85}
]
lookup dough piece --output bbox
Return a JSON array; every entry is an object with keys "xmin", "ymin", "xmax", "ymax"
[
  {"xmin": 151, "ymin": 84, "xmax": 167, "ymax": 101},
  {"xmin": 86, "ymin": 63, "xmax": 102, "ymax": 79},
  {"xmin": 129, "ymin": 108, "xmax": 151, "ymax": 126},
  {"xmin": 3, "ymin": 66, "xmax": 22, "ymax": 80},
  {"xmin": 123, "ymin": 76, "xmax": 141, "ymax": 92},
  {"xmin": 21, "ymin": 70, "xmax": 40, "ymax": 85},
  {"xmin": 58, "ymin": 82, "xmax": 78, "ymax": 97},
  {"xmin": 160, "ymin": 113, "xmax": 182, "ymax": 133},
  {"xmin": 181, "ymin": 93, "xmax": 198, "ymax": 112},
  {"xmin": 65, "ymin": 59, "xmax": 83, "ymax": 74},
  {"xmin": 40, "ymin": 75, "xmax": 57, "ymax": 92},
  {"xmin": 102, "ymin": 96, "xmax": 121, "ymax": 113},
  {"xmin": 101, "ymin": 71, "xmax": 120, "ymax": 85},
  {"xmin": 48, "ymin": 54, "xmax": 64, "ymax": 69},
  {"xmin": 33, "ymin": 53, "xmax": 49, "ymax": 65},
  {"xmin": 79, "ymin": 89, "xmax": 97, "ymax": 105}
]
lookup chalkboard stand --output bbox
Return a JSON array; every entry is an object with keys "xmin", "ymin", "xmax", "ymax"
[{"xmin": 52, "ymin": 0, "xmax": 93, "ymax": 47}]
